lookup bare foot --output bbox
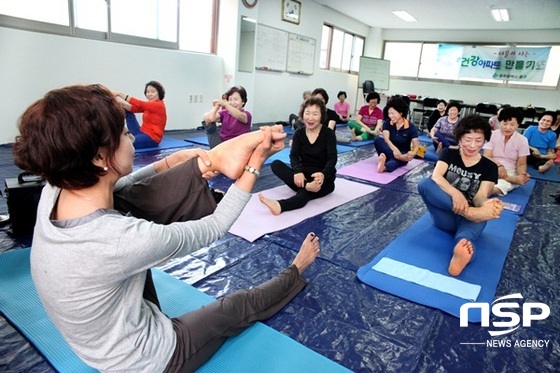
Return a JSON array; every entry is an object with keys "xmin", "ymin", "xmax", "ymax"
[
  {"xmin": 464, "ymin": 198, "xmax": 503, "ymax": 222},
  {"xmin": 436, "ymin": 142, "xmax": 443, "ymax": 155},
  {"xmin": 377, "ymin": 153, "xmax": 386, "ymax": 173},
  {"xmin": 350, "ymin": 128, "xmax": 359, "ymax": 142},
  {"xmin": 206, "ymin": 125, "xmax": 286, "ymax": 179},
  {"xmin": 292, "ymin": 232, "xmax": 320, "ymax": 274},
  {"xmin": 448, "ymin": 239, "xmax": 474, "ymax": 276},
  {"xmin": 258, "ymin": 192, "xmax": 282, "ymax": 215},
  {"xmin": 538, "ymin": 160, "xmax": 554, "ymax": 174}
]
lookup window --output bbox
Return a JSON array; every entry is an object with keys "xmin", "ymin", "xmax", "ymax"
[
  {"xmin": 320, "ymin": 24, "xmax": 364, "ymax": 74},
  {"xmin": 0, "ymin": 0, "xmax": 68, "ymax": 25},
  {"xmin": 384, "ymin": 41, "xmax": 560, "ymax": 88},
  {"xmin": 0, "ymin": 0, "xmax": 218, "ymax": 53}
]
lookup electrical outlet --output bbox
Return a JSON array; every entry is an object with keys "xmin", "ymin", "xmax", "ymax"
[
  {"xmin": 189, "ymin": 95, "xmax": 193, "ymax": 103},
  {"xmin": 199, "ymin": 94, "xmax": 203, "ymax": 103},
  {"xmin": 193, "ymin": 95, "xmax": 198, "ymax": 103}
]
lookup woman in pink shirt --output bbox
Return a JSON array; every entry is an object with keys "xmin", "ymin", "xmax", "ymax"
[
  {"xmin": 483, "ymin": 107, "xmax": 530, "ymax": 196},
  {"xmin": 334, "ymin": 91, "xmax": 351, "ymax": 124},
  {"xmin": 349, "ymin": 92, "xmax": 383, "ymax": 141}
]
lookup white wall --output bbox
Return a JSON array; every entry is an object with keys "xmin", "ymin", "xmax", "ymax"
[
  {"xmin": 0, "ymin": 27, "xmax": 224, "ymax": 144},
  {"xmin": 241, "ymin": 0, "xmax": 372, "ymax": 124},
  {"xmin": 2, "ymin": 2, "xmax": 559, "ymax": 144}
]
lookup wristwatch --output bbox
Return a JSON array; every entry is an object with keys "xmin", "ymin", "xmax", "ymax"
[{"xmin": 244, "ymin": 164, "xmax": 260, "ymax": 177}]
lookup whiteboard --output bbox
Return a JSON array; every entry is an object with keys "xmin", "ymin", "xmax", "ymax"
[
  {"xmin": 287, "ymin": 34, "xmax": 315, "ymax": 75},
  {"xmin": 358, "ymin": 56, "xmax": 390, "ymax": 91},
  {"xmin": 255, "ymin": 24, "xmax": 288, "ymax": 72}
]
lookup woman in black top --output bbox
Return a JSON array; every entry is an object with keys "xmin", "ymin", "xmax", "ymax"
[{"xmin": 259, "ymin": 97, "xmax": 338, "ymax": 214}]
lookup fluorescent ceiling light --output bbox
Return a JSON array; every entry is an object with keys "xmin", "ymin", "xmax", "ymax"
[
  {"xmin": 392, "ymin": 10, "xmax": 418, "ymax": 22},
  {"xmin": 242, "ymin": 16, "xmax": 257, "ymax": 23},
  {"xmin": 491, "ymin": 8, "xmax": 510, "ymax": 22}
]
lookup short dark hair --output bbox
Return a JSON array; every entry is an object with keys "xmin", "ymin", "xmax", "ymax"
[
  {"xmin": 540, "ymin": 110, "xmax": 557, "ymax": 124},
  {"xmin": 299, "ymin": 97, "xmax": 326, "ymax": 123},
  {"xmin": 437, "ymin": 99, "xmax": 448, "ymax": 106},
  {"xmin": 446, "ymin": 101, "xmax": 462, "ymax": 113},
  {"xmin": 454, "ymin": 114, "xmax": 492, "ymax": 142},
  {"xmin": 145, "ymin": 81, "xmax": 165, "ymax": 100},
  {"xmin": 366, "ymin": 92, "xmax": 381, "ymax": 103},
  {"xmin": 498, "ymin": 107, "xmax": 523, "ymax": 124},
  {"xmin": 385, "ymin": 97, "xmax": 409, "ymax": 118},
  {"xmin": 13, "ymin": 85, "xmax": 125, "ymax": 189},
  {"xmin": 337, "ymin": 91, "xmax": 347, "ymax": 99},
  {"xmin": 312, "ymin": 88, "xmax": 329, "ymax": 104},
  {"xmin": 225, "ymin": 85, "xmax": 248, "ymax": 105}
]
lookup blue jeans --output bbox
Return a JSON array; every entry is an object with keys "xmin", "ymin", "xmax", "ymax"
[
  {"xmin": 373, "ymin": 136, "xmax": 408, "ymax": 172},
  {"xmin": 126, "ymin": 111, "xmax": 158, "ymax": 149},
  {"xmin": 432, "ymin": 131, "xmax": 457, "ymax": 150},
  {"xmin": 417, "ymin": 177, "xmax": 486, "ymax": 253}
]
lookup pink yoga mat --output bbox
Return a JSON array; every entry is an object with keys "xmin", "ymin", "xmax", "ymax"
[
  {"xmin": 337, "ymin": 156, "xmax": 423, "ymax": 184},
  {"xmin": 229, "ymin": 179, "xmax": 379, "ymax": 242}
]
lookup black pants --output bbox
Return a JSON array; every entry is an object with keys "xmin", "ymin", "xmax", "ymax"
[{"xmin": 271, "ymin": 160, "xmax": 335, "ymax": 213}]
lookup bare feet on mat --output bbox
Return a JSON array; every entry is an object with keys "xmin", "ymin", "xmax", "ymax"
[
  {"xmin": 377, "ymin": 153, "xmax": 386, "ymax": 173},
  {"xmin": 258, "ymin": 192, "xmax": 282, "ymax": 215},
  {"xmin": 350, "ymin": 128, "xmax": 359, "ymax": 142},
  {"xmin": 464, "ymin": 198, "xmax": 503, "ymax": 222},
  {"xmin": 448, "ymin": 238, "xmax": 474, "ymax": 276},
  {"xmin": 292, "ymin": 232, "xmax": 320, "ymax": 274},
  {"xmin": 538, "ymin": 159, "xmax": 554, "ymax": 174}
]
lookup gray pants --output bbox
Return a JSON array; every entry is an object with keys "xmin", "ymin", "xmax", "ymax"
[
  {"xmin": 165, "ymin": 265, "xmax": 306, "ymax": 372},
  {"xmin": 113, "ymin": 158, "xmax": 306, "ymax": 372},
  {"xmin": 204, "ymin": 122, "xmax": 223, "ymax": 149}
]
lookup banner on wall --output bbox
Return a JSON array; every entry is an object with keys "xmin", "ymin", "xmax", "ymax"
[{"xmin": 457, "ymin": 46, "xmax": 551, "ymax": 82}]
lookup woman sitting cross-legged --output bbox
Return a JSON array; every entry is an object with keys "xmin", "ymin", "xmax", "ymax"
[
  {"xmin": 374, "ymin": 97, "xmax": 419, "ymax": 173},
  {"xmin": 12, "ymin": 84, "xmax": 323, "ymax": 373},
  {"xmin": 259, "ymin": 96, "xmax": 338, "ymax": 215},
  {"xmin": 417, "ymin": 115, "xmax": 504, "ymax": 277},
  {"xmin": 430, "ymin": 101, "xmax": 461, "ymax": 155}
]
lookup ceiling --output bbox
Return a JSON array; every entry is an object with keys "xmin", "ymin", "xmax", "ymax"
[{"xmin": 313, "ymin": 0, "xmax": 560, "ymax": 30}]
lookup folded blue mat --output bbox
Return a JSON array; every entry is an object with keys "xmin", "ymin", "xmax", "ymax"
[
  {"xmin": 184, "ymin": 135, "xmax": 210, "ymax": 146},
  {"xmin": 526, "ymin": 163, "xmax": 560, "ymax": 182},
  {"xmin": 357, "ymin": 212, "xmax": 519, "ymax": 323},
  {"xmin": 135, "ymin": 137, "xmax": 193, "ymax": 153},
  {"xmin": 498, "ymin": 178, "xmax": 536, "ymax": 215},
  {"xmin": 0, "ymin": 248, "xmax": 350, "ymax": 373}
]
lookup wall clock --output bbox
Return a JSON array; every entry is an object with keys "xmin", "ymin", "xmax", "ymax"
[
  {"xmin": 282, "ymin": 0, "xmax": 301, "ymax": 25},
  {"xmin": 242, "ymin": 0, "xmax": 258, "ymax": 8}
]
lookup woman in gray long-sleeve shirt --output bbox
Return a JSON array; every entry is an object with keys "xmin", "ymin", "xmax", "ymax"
[{"xmin": 13, "ymin": 84, "xmax": 320, "ymax": 372}]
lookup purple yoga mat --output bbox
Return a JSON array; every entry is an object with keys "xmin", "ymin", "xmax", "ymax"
[
  {"xmin": 229, "ymin": 179, "xmax": 379, "ymax": 242},
  {"xmin": 337, "ymin": 156, "xmax": 423, "ymax": 184}
]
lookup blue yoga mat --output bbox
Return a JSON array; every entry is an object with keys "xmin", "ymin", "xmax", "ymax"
[
  {"xmin": 0, "ymin": 248, "xmax": 350, "ymax": 373},
  {"xmin": 357, "ymin": 212, "xmax": 519, "ymax": 323},
  {"xmin": 498, "ymin": 178, "xmax": 536, "ymax": 215},
  {"xmin": 526, "ymin": 163, "xmax": 560, "ymax": 182},
  {"xmin": 337, "ymin": 138, "xmax": 375, "ymax": 147},
  {"xmin": 135, "ymin": 137, "xmax": 193, "ymax": 153},
  {"xmin": 184, "ymin": 135, "xmax": 210, "ymax": 146}
]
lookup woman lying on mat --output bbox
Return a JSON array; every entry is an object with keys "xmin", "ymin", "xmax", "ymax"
[
  {"xmin": 430, "ymin": 101, "xmax": 461, "ymax": 155},
  {"xmin": 259, "ymin": 96, "xmax": 337, "ymax": 215},
  {"xmin": 483, "ymin": 107, "xmax": 531, "ymax": 196},
  {"xmin": 374, "ymin": 97, "xmax": 419, "ymax": 173},
  {"xmin": 13, "ymin": 84, "xmax": 322, "ymax": 373},
  {"xmin": 112, "ymin": 81, "xmax": 167, "ymax": 149},
  {"xmin": 417, "ymin": 115, "xmax": 504, "ymax": 277},
  {"xmin": 203, "ymin": 85, "xmax": 252, "ymax": 149}
]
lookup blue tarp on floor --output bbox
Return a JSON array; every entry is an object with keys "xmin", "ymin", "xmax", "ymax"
[{"xmin": 0, "ymin": 129, "xmax": 558, "ymax": 372}]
